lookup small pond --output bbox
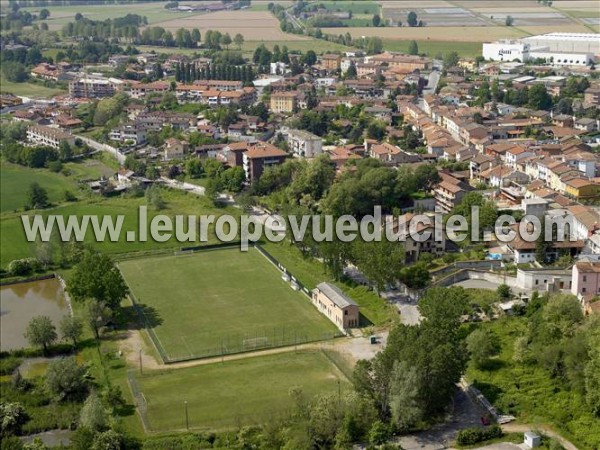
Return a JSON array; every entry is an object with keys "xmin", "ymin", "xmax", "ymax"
[{"xmin": 0, "ymin": 278, "xmax": 69, "ymax": 352}]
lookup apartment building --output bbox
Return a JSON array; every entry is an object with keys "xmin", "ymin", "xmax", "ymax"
[
  {"xmin": 243, "ymin": 143, "xmax": 288, "ymax": 183},
  {"xmin": 27, "ymin": 125, "xmax": 75, "ymax": 149},
  {"xmin": 270, "ymin": 91, "xmax": 298, "ymax": 113},
  {"xmin": 287, "ymin": 129, "xmax": 322, "ymax": 158}
]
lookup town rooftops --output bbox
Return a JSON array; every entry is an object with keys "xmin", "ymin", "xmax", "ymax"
[
  {"xmin": 575, "ymin": 260, "xmax": 600, "ymax": 274},
  {"xmin": 244, "ymin": 143, "xmax": 287, "ymax": 159},
  {"xmin": 314, "ymin": 282, "xmax": 358, "ymax": 309}
]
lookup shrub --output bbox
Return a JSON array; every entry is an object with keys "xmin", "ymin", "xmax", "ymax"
[
  {"xmin": 0, "ymin": 358, "xmax": 22, "ymax": 376},
  {"xmin": 456, "ymin": 425, "xmax": 503, "ymax": 446},
  {"xmin": 7, "ymin": 259, "xmax": 39, "ymax": 276}
]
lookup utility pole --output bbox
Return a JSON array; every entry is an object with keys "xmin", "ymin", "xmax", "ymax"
[{"xmin": 184, "ymin": 400, "xmax": 189, "ymax": 430}]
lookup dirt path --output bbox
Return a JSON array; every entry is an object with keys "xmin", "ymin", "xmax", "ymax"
[
  {"xmin": 118, "ymin": 329, "xmax": 372, "ymax": 371},
  {"xmin": 501, "ymin": 423, "xmax": 579, "ymax": 450}
]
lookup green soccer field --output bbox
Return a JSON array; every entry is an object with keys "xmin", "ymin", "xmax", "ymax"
[
  {"xmin": 118, "ymin": 248, "xmax": 340, "ymax": 361},
  {"xmin": 136, "ymin": 350, "xmax": 351, "ymax": 431}
]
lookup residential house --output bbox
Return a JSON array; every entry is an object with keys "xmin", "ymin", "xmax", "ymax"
[
  {"xmin": 163, "ymin": 138, "xmax": 188, "ymax": 161},
  {"xmin": 571, "ymin": 260, "xmax": 600, "ymax": 299}
]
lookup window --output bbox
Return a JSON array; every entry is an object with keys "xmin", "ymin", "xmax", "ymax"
[
  {"xmin": 344, "ymin": 310, "xmax": 348, "ymax": 316},
  {"xmin": 583, "ymin": 276, "xmax": 587, "ymax": 282},
  {"xmin": 535, "ymin": 280, "xmax": 539, "ymax": 285}
]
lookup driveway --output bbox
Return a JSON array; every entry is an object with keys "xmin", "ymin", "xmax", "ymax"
[{"xmin": 395, "ymin": 386, "xmax": 489, "ymax": 450}]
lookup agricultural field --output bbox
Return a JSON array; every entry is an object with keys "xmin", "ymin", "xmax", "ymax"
[
  {"xmin": 382, "ymin": 39, "xmax": 482, "ymax": 58},
  {"xmin": 324, "ymin": 26, "xmax": 526, "ymax": 42},
  {"xmin": 21, "ymin": 2, "xmax": 185, "ymax": 30},
  {"xmin": 136, "ymin": 350, "xmax": 351, "ymax": 431},
  {"xmin": 118, "ymin": 248, "xmax": 340, "ymax": 362},
  {"xmin": 316, "ymin": 1, "xmax": 380, "ymax": 15},
  {"xmin": 151, "ymin": 10, "xmax": 309, "ymax": 41}
]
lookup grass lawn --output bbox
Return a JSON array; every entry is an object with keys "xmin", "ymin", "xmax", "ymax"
[
  {"xmin": 137, "ymin": 350, "xmax": 350, "ymax": 431},
  {"xmin": 0, "ymin": 76, "xmax": 67, "ymax": 98},
  {"xmin": 261, "ymin": 241, "xmax": 397, "ymax": 327},
  {"xmin": 465, "ymin": 317, "xmax": 600, "ymax": 449},
  {"xmin": 0, "ymin": 180, "xmax": 240, "ymax": 268},
  {"xmin": 0, "ymin": 159, "xmax": 116, "ymax": 214},
  {"xmin": 382, "ymin": 39, "xmax": 482, "ymax": 58},
  {"xmin": 118, "ymin": 248, "xmax": 340, "ymax": 361},
  {"xmin": 1, "ymin": 163, "xmax": 78, "ymax": 213}
]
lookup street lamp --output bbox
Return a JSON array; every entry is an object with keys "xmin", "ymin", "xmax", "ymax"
[{"xmin": 184, "ymin": 400, "xmax": 189, "ymax": 430}]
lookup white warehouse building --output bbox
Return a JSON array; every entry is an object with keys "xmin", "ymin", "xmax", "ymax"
[{"xmin": 483, "ymin": 33, "xmax": 598, "ymax": 67}]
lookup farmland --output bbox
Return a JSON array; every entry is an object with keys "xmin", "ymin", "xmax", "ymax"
[
  {"xmin": 118, "ymin": 248, "xmax": 340, "ymax": 362},
  {"xmin": 136, "ymin": 350, "xmax": 351, "ymax": 431},
  {"xmin": 151, "ymin": 10, "xmax": 309, "ymax": 41},
  {"xmin": 324, "ymin": 26, "xmax": 526, "ymax": 42}
]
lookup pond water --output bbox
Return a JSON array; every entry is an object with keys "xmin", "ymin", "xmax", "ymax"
[{"xmin": 0, "ymin": 278, "xmax": 69, "ymax": 352}]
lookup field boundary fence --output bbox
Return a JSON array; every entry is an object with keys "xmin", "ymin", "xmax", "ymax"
[{"xmin": 127, "ymin": 369, "xmax": 151, "ymax": 432}]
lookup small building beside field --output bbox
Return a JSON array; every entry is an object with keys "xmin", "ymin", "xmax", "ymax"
[{"xmin": 311, "ymin": 282, "xmax": 359, "ymax": 331}]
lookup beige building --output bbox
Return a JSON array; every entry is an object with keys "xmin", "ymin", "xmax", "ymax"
[
  {"xmin": 270, "ymin": 91, "xmax": 298, "ymax": 113},
  {"xmin": 311, "ymin": 282, "xmax": 359, "ymax": 331}
]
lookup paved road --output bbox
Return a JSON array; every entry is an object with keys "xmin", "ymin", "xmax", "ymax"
[
  {"xmin": 422, "ymin": 69, "xmax": 441, "ymax": 97},
  {"xmin": 76, "ymin": 135, "xmax": 126, "ymax": 164},
  {"xmin": 160, "ymin": 177, "xmax": 205, "ymax": 196}
]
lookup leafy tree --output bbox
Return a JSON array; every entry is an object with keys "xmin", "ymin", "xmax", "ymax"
[
  {"xmin": 407, "ymin": 11, "xmax": 418, "ymax": 27},
  {"xmin": 399, "ymin": 262, "xmax": 430, "ymax": 289},
  {"xmin": 38, "ymin": 8, "xmax": 50, "ymax": 19},
  {"xmin": 68, "ymin": 251, "xmax": 128, "ymax": 310},
  {"xmin": 191, "ymin": 28, "xmax": 200, "ymax": 44},
  {"xmin": 389, "ymin": 360, "xmax": 423, "ymax": 430},
  {"xmin": 80, "ymin": 392, "xmax": 106, "ymax": 432},
  {"xmin": 24, "ymin": 316, "xmax": 57, "ymax": 353},
  {"xmin": 91, "ymin": 430, "xmax": 124, "ymax": 450},
  {"xmin": 84, "ymin": 299, "xmax": 113, "ymax": 340},
  {"xmin": 365, "ymin": 37, "xmax": 383, "ymax": 55},
  {"xmin": 0, "ymin": 402, "xmax": 29, "ymax": 437},
  {"xmin": 497, "ymin": 283, "xmax": 512, "ymax": 300},
  {"xmin": 60, "ymin": 316, "xmax": 84, "ymax": 347},
  {"xmin": 233, "ymin": 33, "xmax": 244, "ymax": 49},
  {"xmin": 443, "ymin": 51, "xmax": 459, "ymax": 69},
  {"xmin": 585, "ymin": 325, "xmax": 600, "ymax": 415},
  {"xmin": 467, "ymin": 328, "xmax": 500, "ymax": 368},
  {"xmin": 59, "ymin": 140, "xmax": 72, "ymax": 161},
  {"xmin": 345, "ymin": 61, "xmax": 357, "ymax": 79},
  {"xmin": 220, "ymin": 32, "xmax": 232, "ymax": 49},
  {"xmin": 505, "ymin": 15, "xmax": 514, "ymax": 26},
  {"xmin": 186, "ymin": 158, "xmax": 204, "ymax": 178},
  {"xmin": 353, "ymin": 239, "xmax": 404, "ymax": 292},
  {"xmin": 46, "ymin": 357, "xmax": 88, "ymax": 401},
  {"xmin": 408, "ymin": 40, "xmax": 419, "ymax": 55},
  {"xmin": 303, "ymin": 50, "xmax": 317, "ymax": 66},
  {"xmin": 26, "ymin": 182, "xmax": 49, "ymax": 209},
  {"xmin": 528, "ymin": 83, "xmax": 552, "ymax": 110},
  {"xmin": 372, "ymin": 14, "xmax": 381, "ymax": 27}
]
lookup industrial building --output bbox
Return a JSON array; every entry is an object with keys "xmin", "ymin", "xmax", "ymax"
[{"xmin": 483, "ymin": 33, "xmax": 598, "ymax": 66}]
